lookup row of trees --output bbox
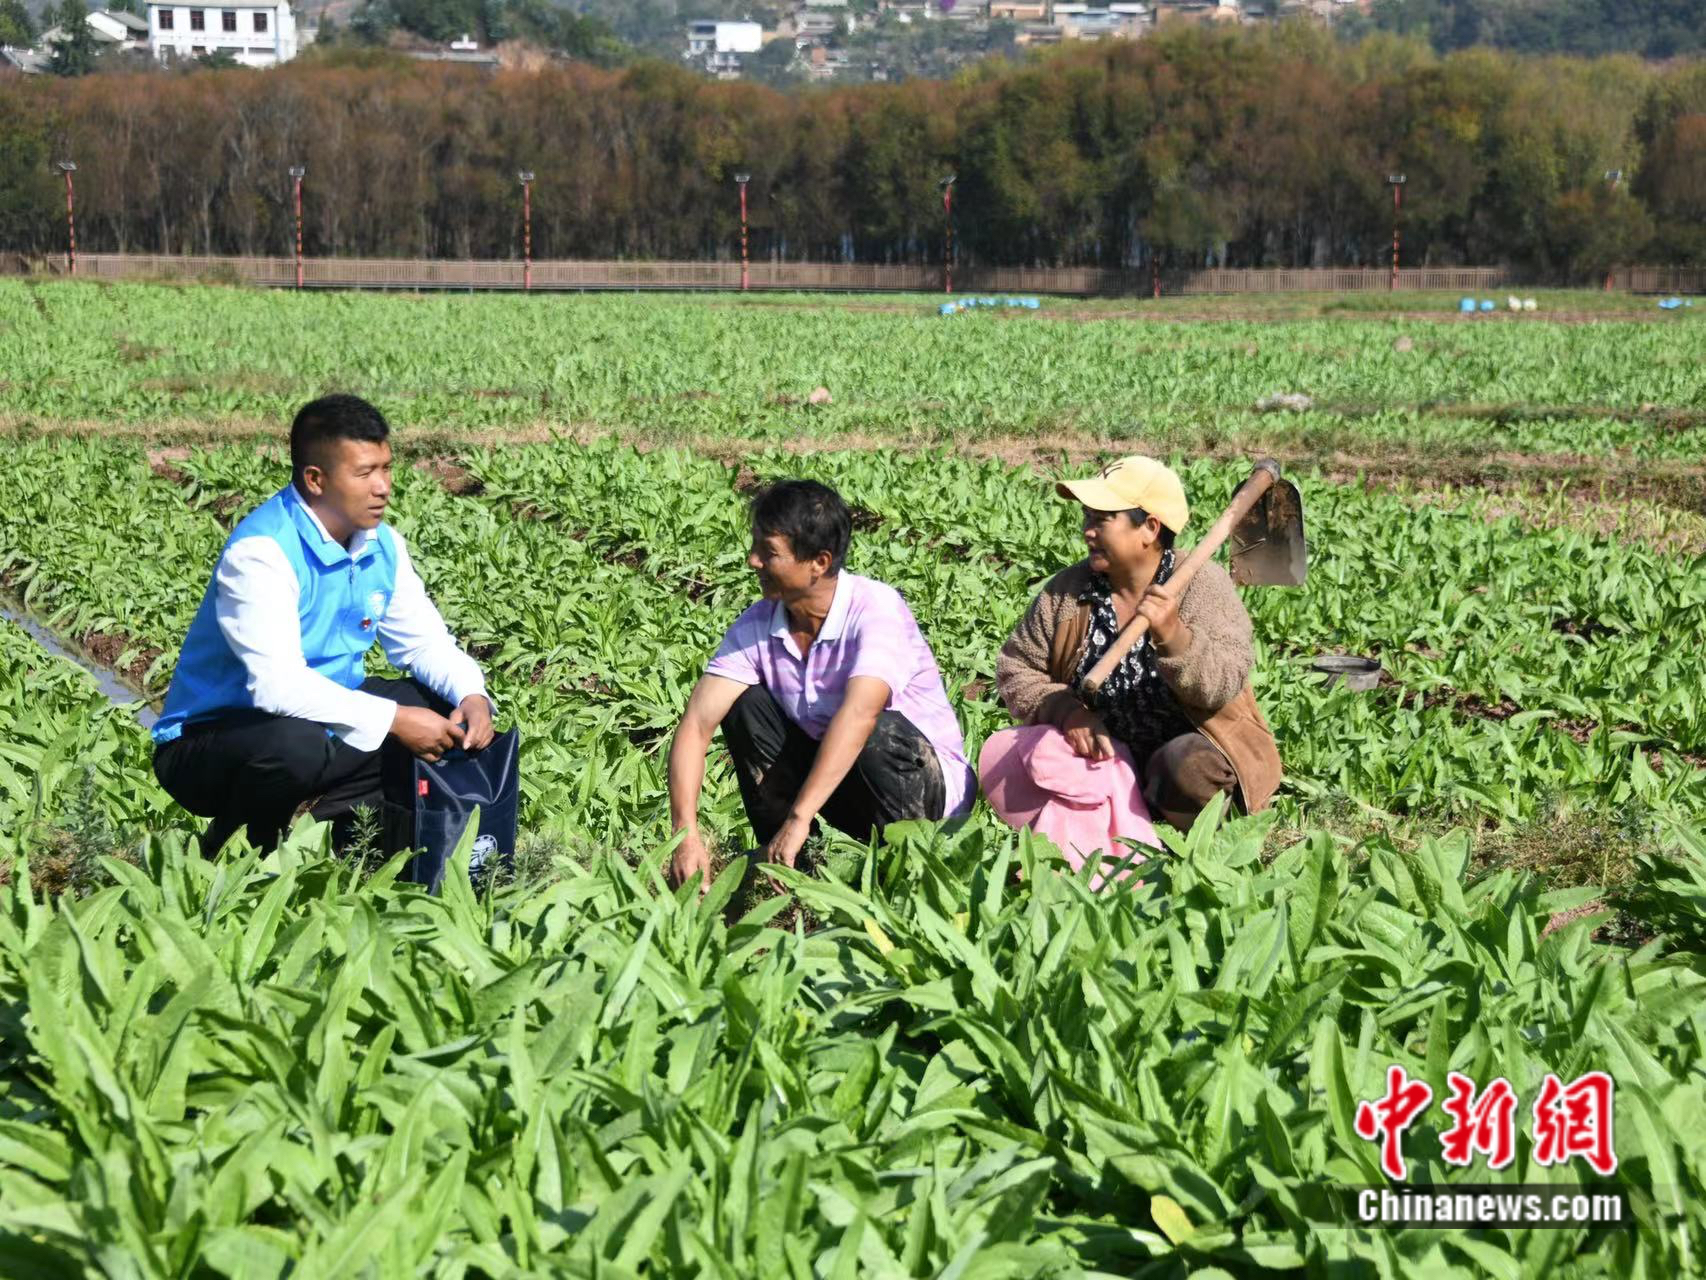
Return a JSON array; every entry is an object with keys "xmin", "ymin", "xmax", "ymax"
[
  {"xmin": 1353, "ymin": 0, "xmax": 1706, "ymax": 60},
  {"xmin": 2, "ymin": 28, "xmax": 1703, "ymax": 271}
]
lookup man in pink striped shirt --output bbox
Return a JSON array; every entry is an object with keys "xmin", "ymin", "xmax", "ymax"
[{"xmin": 668, "ymin": 480, "xmax": 973, "ymax": 887}]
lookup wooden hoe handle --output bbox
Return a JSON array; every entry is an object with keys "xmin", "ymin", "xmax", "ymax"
[{"xmin": 1078, "ymin": 459, "xmax": 1281, "ymax": 700}]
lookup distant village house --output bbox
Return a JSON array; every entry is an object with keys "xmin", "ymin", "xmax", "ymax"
[
  {"xmin": 686, "ymin": 18, "xmax": 763, "ymax": 78},
  {"xmin": 147, "ymin": 1, "xmax": 301, "ymax": 66}
]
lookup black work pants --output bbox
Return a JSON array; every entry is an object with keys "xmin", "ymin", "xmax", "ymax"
[
  {"xmin": 152, "ymin": 676, "xmax": 450, "ymax": 856},
  {"xmin": 720, "ymin": 684, "xmax": 946, "ymax": 847}
]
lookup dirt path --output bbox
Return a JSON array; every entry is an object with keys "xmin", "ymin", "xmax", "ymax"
[{"xmin": 14, "ymin": 412, "xmax": 1706, "ymax": 544}]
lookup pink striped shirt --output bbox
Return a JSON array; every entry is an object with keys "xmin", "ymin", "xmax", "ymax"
[{"xmin": 706, "ymin": 572, "xmax": 973, "ymax": 818}]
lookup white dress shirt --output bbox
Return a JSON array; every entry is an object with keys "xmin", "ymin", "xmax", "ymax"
[{"xmin": 214, "ymin": 507, "xmax": 489, "ymax": 752}]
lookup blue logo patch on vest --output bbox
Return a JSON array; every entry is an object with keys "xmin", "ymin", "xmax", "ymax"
[{"xmin": 153, "ymin": 485, "xmax": 401, "ymax": 743}]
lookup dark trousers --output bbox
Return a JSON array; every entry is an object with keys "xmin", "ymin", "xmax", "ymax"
[
  {"xmin": 152, "ymin": 676, "xmax": 450, "ymax": 856},
  {"xmin": 721, "ymin": 685, "xmax": 946, "ymax": 846},
  {"xmin": 1142, "ymin": 732, "xmax": 1242, "ymax": 832}
]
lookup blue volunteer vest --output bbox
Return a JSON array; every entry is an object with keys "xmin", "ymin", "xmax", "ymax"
[{"xmin": 153, "ymin": 485, "xmax": 400, "ymax": 743}]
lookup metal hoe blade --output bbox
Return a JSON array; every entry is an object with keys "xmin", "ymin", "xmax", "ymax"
[{"xmin": 1227, "ymin": 476, "xmax": 1307, "ymax": 587}]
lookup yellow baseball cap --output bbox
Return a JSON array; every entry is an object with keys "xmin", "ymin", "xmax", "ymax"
[{"xmin": 1056, "ymin": 455, "xmax": 1190, "ymax": 532}]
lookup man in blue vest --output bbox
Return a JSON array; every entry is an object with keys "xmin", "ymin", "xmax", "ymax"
[{"xmin": 152, "ymin": 394, "xmax": 496, "ymax": 856}]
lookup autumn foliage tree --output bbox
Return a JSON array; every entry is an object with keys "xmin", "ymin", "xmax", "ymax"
[
  {"xmin": 1633, "ymin": 64, "xmax": 1706, "ymax": 263},
  {"xmin": 0, "ymin": 28, "xmax": 1700, "ymax": 272}
]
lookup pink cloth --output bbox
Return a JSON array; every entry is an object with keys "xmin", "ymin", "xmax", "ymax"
[
  {"xmin": 706, "ymin": 572, "xmax": 974, "ymax": 817},
  {"xmin": 978, "ymin": 725, "xmax": 1158, "ymax": 890}
]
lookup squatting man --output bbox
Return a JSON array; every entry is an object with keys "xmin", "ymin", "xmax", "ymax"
[{"xmin": 151, "ymin": 394, "xmax": 499, "ymax": 858}]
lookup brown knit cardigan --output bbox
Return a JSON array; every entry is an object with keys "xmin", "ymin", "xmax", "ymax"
[{"xmin": 994, "ymin": 557, "xmax": 1282, "ymax": 812}]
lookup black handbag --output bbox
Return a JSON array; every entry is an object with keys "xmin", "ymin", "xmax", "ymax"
[{"xmin": 381, "ymin": 728, "xmax": 521, "ymax": 894}]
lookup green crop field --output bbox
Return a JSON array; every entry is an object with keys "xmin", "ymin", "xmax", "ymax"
[{"xmin": 0, "ymin": 281, "xmax": 1703, "ymax": 1277}]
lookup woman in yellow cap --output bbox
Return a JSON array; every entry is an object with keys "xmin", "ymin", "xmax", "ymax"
[{"xmin": 988, "ymin": 455, "xmax": 1280, "ymax": 835}]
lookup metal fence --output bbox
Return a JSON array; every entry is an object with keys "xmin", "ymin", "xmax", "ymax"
[{"xmin": 8, "ymin": 253, "xmax": 1695, "ymax": 295}]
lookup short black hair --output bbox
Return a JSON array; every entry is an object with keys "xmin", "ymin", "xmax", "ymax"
[
  {"xmin": 290, "ymin": 395, "xmax": 390, "ymax": 481},
  {"xmin": 1124, "ymin": 507, "xmax": 1177, "ymax": 551},
  {"xmin": 751, "ymin": 479, "xmax": 851, "ymax": 573}
]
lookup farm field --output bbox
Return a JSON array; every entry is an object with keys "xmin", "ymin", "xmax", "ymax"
[
  {"xmin": 0, "ymin": 281, "xmax": 1703, "ymax": 1276},
  {"xmin": 5, "ymin": 282, "xmax": 1706, "ymax": 463}
]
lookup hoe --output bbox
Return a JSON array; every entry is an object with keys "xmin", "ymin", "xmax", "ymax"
[{"xmin": 1080, "ymin": 458, "xmax": 1307, "ymax": 699}]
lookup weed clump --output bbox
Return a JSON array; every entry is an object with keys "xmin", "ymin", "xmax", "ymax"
[{"xmin": 1, "ymin": 769, "xmax": 135, "ymax": 898}]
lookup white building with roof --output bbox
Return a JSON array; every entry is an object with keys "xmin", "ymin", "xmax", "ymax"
[
  {"xmin": 34, "ymin": 7, "xmax": 149, "ymax": 56},
  {"xmin": 148, "ymin": 1, "xmax": 299, "ymax": 65},
  {"xmin": 89, "ymin": 8, "xmax": 150, "ymax": 47},
  {"xmin": 687, "ymin": 19, "xmax": 763, "ymax": 54},
  {"xmin": 685, "ymin": 19, "xmax": 762, "ymax": 76},
  {"xmin": 0, "ymin": 44, "xmax": 48, "ymax": 73}
]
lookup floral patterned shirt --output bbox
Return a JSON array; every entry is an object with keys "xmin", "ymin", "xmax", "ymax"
[{"xmin": 1070, "ymin": 550, "xmax": 1195, "ymax": 764}]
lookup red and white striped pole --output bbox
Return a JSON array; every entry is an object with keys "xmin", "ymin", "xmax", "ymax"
[
  {"xmin": 1387, "ymin": 173, "xmax": 1405, "ymax": 292},
  {"xmin": 1603, "ymin": 169, "xmax": 1622, "ymax": 292},
  {"xmin": 518, "ymin": 171, "xmax": 534, "ymax": 292},
  {"xmin": 289, "ymin": 165, "xmax": 305, "ymax": 289},
  {"xmin": 58, "ymin": 161, "xmax": 77, "ymax": 276},
  {"xmin": 939, "ymin": 173, "xmax": 956, "ymax": 294},
  {"xmin": 735, "ymin": 172, "xmax": 750, "ymax": 291}
]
